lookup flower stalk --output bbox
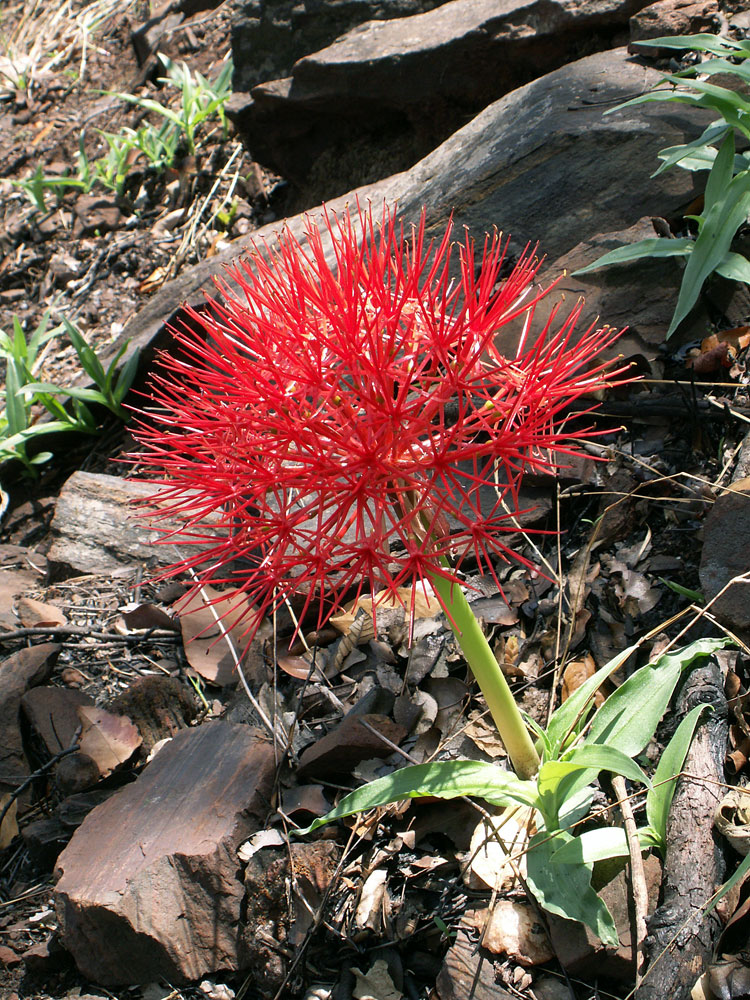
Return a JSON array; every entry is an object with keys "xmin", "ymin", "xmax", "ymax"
[{"xmin": 429, "ymin": 569, "xmax": 540, "ymax": 778}]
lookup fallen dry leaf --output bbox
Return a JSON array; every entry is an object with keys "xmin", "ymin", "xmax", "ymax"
[
  {"xmin": 463, "ymin": 807, "xmax": 534, "ymax": 891},
  {"xmin": 120, "ymin": 603, "xmax": 178, "ymax": 631},
  {"xmin": 561, "ymin": 653, "xmax": 605, "ymax": 706},
  {"xmin": 352, "ymin": 958, "xmax": 402, "ymax": 1000},
  {"xmin": 355, "ymin": 869, "xmax": 390, "ymax": 932},
  {"xmin": 0, "ymin": 794, "xmax": 18, "ymax": 849},
  {"xmin": 177, "ymin": 585, "xmax": 263, "ymax": 686},
  {"xmin": 331, "ymin": 586, "xmax": 439, "ymax": 633},
  {"xmin": 466, "ymin": 901, "xmax": 554, "ymax": 964},
  {"xmin": 77, "ymin": 705, "xmax": 142, "ymax": 777}
]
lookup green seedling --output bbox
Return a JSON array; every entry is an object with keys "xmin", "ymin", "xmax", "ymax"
[
  {"xmin": 574, "ymin": 33, "xmax": 750, "ymax": 338},
  {"xmin": 298, "ymin": 637, "xmax": 732, "ymax": 945},
  {"xmin": 0, "ymin": 311, "xmax": 138, "ymax": 475}
]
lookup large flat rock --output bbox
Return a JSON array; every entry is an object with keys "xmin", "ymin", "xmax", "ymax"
[
  {"xmin": 54, "ymin": 721, "xmax": 276, "ymax": 985},
  {"xmin": 112, "ymin": 45, "xmax": 709, "ymax": 380},
  {"xmin": 229, "ymin": 0, "xmax": 654, "ymax": 187}
]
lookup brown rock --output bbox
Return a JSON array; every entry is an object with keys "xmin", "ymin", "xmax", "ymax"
[
  {"xmin": 297, "ymin": 713, "xmax": 407, "ymax": 779},
  {"xmin": 698, "ymin": 478, "xmax": 750, "ymax": 633},
  {"xmin": 547, "ymin": 853, "xmax": 663, "ymax": 981},
  {"xmin": 72, "ymin": 195, "xmax": 122, "ymax": 238},
  {"xmin": 21, "ymin": 686, "xmax": 94, "ymax": 757},
  {"xmin": 47, "ymin": 471, "xmax": 222, "ymax": 576},
  {"xmin": 240, "ymin": 840, "xmax": 341, "ymax": 992},
  {"xmin": 0, "ymin": 644, "xmax": 60, "ymax": 794},
  {"xmin": 629, "ymin": 0, "xmax": 720, "ymax": 53},
  {"xmin": 107, "ymin": 675, "xmax": 197, "ymax": 754},
  {"xmin": 0, "ymin": 544, "xmax": 48, "ymax": 630},
  {"xmin": 55, "ymin": 722, "xmax": 276, "ymax": 985},
  {"xmin": 230, "ymin": 0, "xmax": 656, "ymax": 189},
  {"xmin": 508, "ymin": 217, "xmax": 711, "ymax": 368},
  {"xmin": 436, "ymin": 924, "xmax": 512, "ymax": 999}
]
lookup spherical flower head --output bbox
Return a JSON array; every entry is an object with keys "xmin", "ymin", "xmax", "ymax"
[{"xmin": 130, "ymin": 204, "xmax": 628, "ymax": 641}]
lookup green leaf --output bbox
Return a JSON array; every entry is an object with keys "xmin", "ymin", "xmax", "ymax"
[
  {"xmin": 633, "ymin": 34, "xmax": 748, "ymax": 57},
  {"xmin": 536, "ymin": 746, "xmax": 650, "ymax": 828},
  {"xmin": 705, "ymin": 133, "xmax": 736, "ymax": 213},
  {"xmin": 4, "ymin": 360, "xmax": 29, "ymax": 436},
  {"xmin": 572, "ymin": 238, "xmax": 694, "ymax": 275},
  {"xmin": 646, "ymin": 703, "xmax": 712, "ymax": 849},
  {"xmin": 654, "ymin": 121, "xmax": 732, "ymax": 176},
  {"xmin": 62, "ymin": 317, "xmax": 107, "ymax": 386},
  {"xmin": 526, "ymin": 830, "xmax": 619, "ymax": 946},
  {"xmin": 715, "ymin": 250, "xmax": 750, "ymax": 284},
  {"xmin": 706, "ymin": 852, "xmax": 750, "ymax": 917},
  {"xmin": 545, "ymin": 644, "xmax": 639, "ymax": 759},
  {"xmin": 18, "ymin": 383, "xmax": 108, "ymax": 407},
  {"xmin": 658, "ymin": 578, "xmax": 704, "ymax": 602},
  {"xmin": 550, "ymin": 825, "xmax": 660, "ymax": 865},
  {"xmin": 587, "ymin": 638, "xmax": 734, "ymax": 755},
  {"xmin": 296, "ymin": 761, "xmax": 538, "ymax": 836},
  {"xmin": 668, "ymin": 167, "xmax": 750, "ymax": 336}
]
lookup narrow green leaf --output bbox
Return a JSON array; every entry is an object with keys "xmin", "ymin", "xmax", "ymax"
[
  {"xmin": 654, "ymin": 121, "xmax": 732, "ymax": 176},
  {"xmin": 572, "ymin": 238, "xmax": 693, "ymax": 275},
  {"xmin": 706, "ymin": 853, "xmax": 750, "ymax": 916},
  {"xmin": 646, "ymin": 703, "xmax": 712, "ymax": 849},
  {"xmin": 633, "ymin": 34, "xmax": 747, "ymax": 57},
  {"xmin": 715, "ymin": 250, "xmax": 750, "ymax": 284},
  {"xmin": 4, "ymin": 361, "xmax": 28, "ymax": 436},
  {"xmin": 526, "ymin": 831, "xmax": 619, "ymax": 946},
  {"xmin": 586, "ymin": 638, "xmax": 732, "ymax": 756},
  {"xmin": 658, "ymin": 577, "xmax": 704, "ymax": 602},
  {"xmin": 18, "ymin": 383, "xmax": 108, "ymax": 406},
  {"xmin": 705, "ymin": 133, "xmax": 736, "ymax": 213},
  {"xmin": 550, "ymin": 826, "xmax": 660, "ymax": 865},
  {"xmin": 62, "ymin": 318, "xmax": 107, "ymax": 386},
  {"xmin": 296, "ymin": 761, "xmax": 538, "ymax": 836},
  {"xmin": 545, "ymin": 644, "xmax": 639, "ymax": 758},
  {"xmin": 667, "ymin": 169, "xmax": 750, "ymax": 336}
]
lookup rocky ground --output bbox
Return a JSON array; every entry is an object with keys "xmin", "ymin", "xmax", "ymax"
[{"xmin": 3, "ymin": 1, "xmax": 750, "ymax": 1000}]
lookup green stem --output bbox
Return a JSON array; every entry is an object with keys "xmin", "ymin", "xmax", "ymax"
[{"xmin": 429, "ymin": 571, "xmax": 541, "ymax": 780}]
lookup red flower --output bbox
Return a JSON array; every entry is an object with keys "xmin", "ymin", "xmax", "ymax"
[{"xmin": 131, "ymin": 205, "xmax": 627, "ymax": 639}]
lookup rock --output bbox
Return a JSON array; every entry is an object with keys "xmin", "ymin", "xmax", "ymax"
[
  {"xmin": 436, "ymin": 923, "xmax": 513, "ymax": 999},
  {"xmin": 47, "ymin": 471, "xmax": 222, "ymax": 576},
  {"xmin": 0, "ymin": 544, "xmax": 48, "ymax": 630},
  {"xmin": 107, "ymin": 675, "xmax": 198, "ymax": 754},
  {"xmin": 230, "ymin": 0, "xmax": 450, "ymax": 92},
  {"xmin": 0, "ymin": 644, "xmax": 60, "ymax": 795},
  {"xmin": 629, "ymin": 0, "xmax": 721, "ymax": 53},
  {"xmin": 297, "ymin": 713, "xmax": 407, "ymax": 779},
  {"xmin": 72, "ymin": 195, "xmax": 122, "ymax": 238},
  {"xmin": 20, "ymin": 686, "xmax": 95, "ymax": 758},
  {"xmin": 512, "ymin": 217, "xmax": 712, "ymax": 366},
  {"xmin": 228, "ymin": 0, "xmax": 654, "ymax": 191},
  {"xmin": 547, "ymin": 853, "xmax": 663, "ymax": 981},
  {"xmin": 55, "ymin": 722, "xmax": 276, "ymax": 985},
  {"xmin": 110, "ymin": 45, "xmax": 710, "ymax": 386},
  {"xmin": 239, "ymin": 839, "xmax": 341, "ymax": 992},
  {"xmin": 698, "ymin": 478, "xmax": 750, "ymax": 633}
]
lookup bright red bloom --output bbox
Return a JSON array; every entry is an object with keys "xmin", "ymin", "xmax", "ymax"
[{"xmin": 131, "ymin": 205, "xmax": 627, "ymax": 638}]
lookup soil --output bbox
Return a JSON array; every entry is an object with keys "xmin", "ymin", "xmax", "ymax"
[{"xmin": 2, "ymin": 4, "xmax": 750, "ymax": 1000}]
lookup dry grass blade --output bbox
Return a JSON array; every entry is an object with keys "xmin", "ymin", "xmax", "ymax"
[{"xmin": 0, "ymin": 0, "xmax": 136, "ymax": 92}]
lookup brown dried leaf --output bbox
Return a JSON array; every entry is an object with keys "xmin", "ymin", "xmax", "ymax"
[
  {"xmin": 77, "ymin": 705, "xmax": 142, "ymax": 777},
  {"xmin": 177, "ymin": 585, "xmax": 260, "ymax": 686},
  {"xmin": 0, "ymin": 795, "xmax": 18, "ymax": 849},
  {"xmin": 330, "ymin": 587, "xmax": 439, "ymax": 633},
  {"xmin": 120, "ymin": 603, "xmax": 178, "ymax": 631},
  {"xmin": 466, "ymin": 901, "xmax": 554, "ymax": 965},
  {"xmin": 15, "ymin": 597, "xmax": 66, "ymax": 628},
  {"xmin": 561, "ymin": 653, "xmax": 605, "ymax": 706}
]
